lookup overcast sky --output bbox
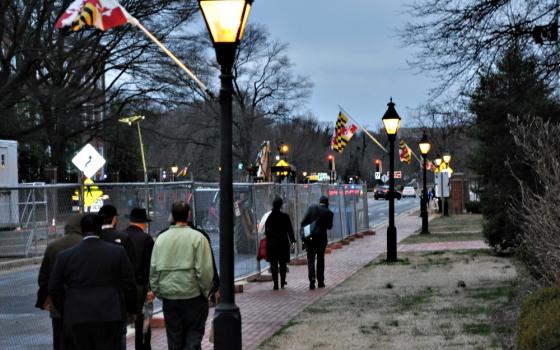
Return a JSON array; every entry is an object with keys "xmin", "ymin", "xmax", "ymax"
[{"xmin": 250, "ymin": 1, "xmax": 435, "ymax": 129}]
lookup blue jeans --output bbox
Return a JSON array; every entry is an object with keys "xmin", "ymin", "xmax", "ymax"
[{"xmin": 162, "ymin": 296, "xmax": 209, "ymax": 350}]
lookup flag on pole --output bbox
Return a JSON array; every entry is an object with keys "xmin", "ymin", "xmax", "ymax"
[
  {"xmin": 55, "ymin": 0, "xmax": 131, "ymax": 31},
  {"xmin": 399, "ymin": 139, "xmax": 412, "ymax": 164},
  {"xmin": 331, "ymin": 112, "xmax": 358, "ymax": 153}
]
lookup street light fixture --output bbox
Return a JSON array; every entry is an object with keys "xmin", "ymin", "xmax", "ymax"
[
  {"xmin": 434, "ymin": 155, "xmax": 442, "ymax": 168},
  {"xmin": 118, "ymin": 115, "xmax": 150, "ymax": 214},
  {"xmin": 198, "ymin": 1, "xmax": 252, "ymax": 349},
  {"xmin": 171, "ymin": 164, "xmax": 178, "ymax": 182},
  {"xmin": 280, "ymin": 142, "xmax": 289, "ymax": 155},
  {"xmin": 418, "ymin": 132, "xmax": 431, "ymax": 234},
  {"xmin": 382, "ymin": 98, "xmax": 401, "ymax": 262},
  {"xmin": 443, "ymin": 151, "xmax": 451, "ymax": 165}
]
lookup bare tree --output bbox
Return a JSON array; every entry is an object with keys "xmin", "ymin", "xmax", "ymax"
[
  {"xmin": 508, "ymin": 116, "xmax": 560, "ymax": 285},
  {"xmin": 230, "ymin": 24, "xmax": 313, "ymax": 168},
  {"xmin": 410, "ymin": 103, "xmax": 475, "ymax": 174},
  {"xmin": 401, "ymin": 0, "xmax": 560, "ymax": 97},
  {"xmin": 1, "ymin": 0, "xmax": 200, "ymax": 180}
]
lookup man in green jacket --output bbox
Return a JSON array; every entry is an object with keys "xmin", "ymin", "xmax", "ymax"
[{"xmin": 149, "ymin": 201, "xmax": 214, "ymax": 350}]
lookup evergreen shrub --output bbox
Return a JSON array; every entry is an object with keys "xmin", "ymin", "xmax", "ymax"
[
  {"xmin": 465, "ymin": 201, "xmax": 481, "ymax": 214},
  {"xmin": 517, "ymin": 284, "xmax": 560, "ymax": 350}
]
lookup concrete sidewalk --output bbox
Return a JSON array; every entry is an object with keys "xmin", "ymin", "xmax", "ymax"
[{"xmin": 128, "ymin": 211, "xmax": 425, "ymax": 350}]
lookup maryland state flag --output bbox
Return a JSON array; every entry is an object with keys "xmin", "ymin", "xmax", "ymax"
[
  {"xmin": 399, "ymin": 139, "xmax": 412, "ymax": 164},
  {"xmin": 331, "ymin": 111, "xmax": 358, "ymax": 153},
  {"xmin": 55, "ymin": 0, "xmax": 131, "ymax": 31}
]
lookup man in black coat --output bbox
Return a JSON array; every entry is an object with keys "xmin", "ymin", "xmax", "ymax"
[
  {"xmin": 99, "ymin": 205, "xmax": 136, "ymax": 268},
  {"xmin": 99, "ymin": 204, "xmax": 137, "ymax": 350},
  {"xmin": 301, "ymin": 195, "xmax": 334, "ymax": 290},
  {"xmin": 124, "ymin": 208, "xmax": 155, "ymax": 350},
  {"xmin": 48, "ymin": 214, "xmax": 137, "ymax": 350},
  {"xmin": 35, "ymin": 213, "xmax": 83, "ymax": 350},
  {"xmin": 265, "ymin": 197, "xmax": 296, "ymax": 290}
]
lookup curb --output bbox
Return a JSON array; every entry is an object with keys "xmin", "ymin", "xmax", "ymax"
[{"xmin": 0, "ymin": 256, "xmax": 42, "ymax": 272}]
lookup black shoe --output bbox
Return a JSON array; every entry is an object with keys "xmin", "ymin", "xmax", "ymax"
[
  {"xmin": 318, "ymin": 282, "xmax": 325, "ymax": 288},
  {"xmin": 309, "ymin": 282, "xmax": 315, "ymax": 290},
  {"xmin": 281, "ymin": 281, "xmax": 287, "ymax": 289},
  {"xmin": 273, "ymin": 284, "xmax": 279, "ymax": 290}
]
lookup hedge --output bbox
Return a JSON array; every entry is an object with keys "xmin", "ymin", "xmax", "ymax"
[{"xmin": 517, "ymin": 284, "xmax": 560, "ymax": 350}]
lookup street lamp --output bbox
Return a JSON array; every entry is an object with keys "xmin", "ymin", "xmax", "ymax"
[
  {"xmin": 171, "ymin": 164, "xmax": 178, "ymax": 182},
  {"xmin": 118, "ymin": 115, "xmax": 150, "ymax": 214},
  {"xmin": 434, "ymin": 155, "xmax": 442, "ymax": 168},
  {"xmin": 381, "ymin": 98, "xmax": 401, "ymax": 262},
  {"xmin": 279, "ymin": 142, "xmax": 289, "ymax": 158},
  {"xmin": 443, "ymin": 151, "xmax": 451, "ymax": 165},
  {"xmin": 442, "ymin": 151, "xmax": 452, "ymax": 216},
  {"xmin": 433, "ymin": 154, "xmax": 443, "ymax": 213},
  {"xmin": 418, "ymin": 132, "xmax": 431, "ymax": 234},
  {"xmin": 198, "ymin": 1, "xmax": 252, "ymax": 349}
]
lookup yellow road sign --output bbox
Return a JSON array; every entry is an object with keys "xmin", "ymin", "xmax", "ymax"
[{"xmin": 81, "ymin": 178, "xmax": 104, "ymax": 207}]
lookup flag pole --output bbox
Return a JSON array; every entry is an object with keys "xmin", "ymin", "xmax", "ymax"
[
  {"xmin": 408, "ymin": 147, "xmax": 422, "ymax": 164},
  {"xmin": 129, "ymin": 17, "xmax": 212, "ymax": 96},
  {"xmin": 338, "ymin": 105, "xmax": 388, "ymax": 153}
]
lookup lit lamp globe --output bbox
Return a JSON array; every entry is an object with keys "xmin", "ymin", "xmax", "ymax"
[
  {"xmin": 281, "ymin": 144, "xmax": 289, "ymax": 154},
  {"xmin": 434, "ymin": 155, "xmax": 443, "ymax": 167},
  {"xmin": 199, "ymin": 0, "xmax": 252, "ymax": 64},
  {"xmin": 418, "ymin": 133, "xmax": 431, "ymax": 156},
  {"xmin": 443, "ymin": 152, "xmax": 452, "ymax": 164},
  {"xmin": 382, "ymin": 98, "xmax": 401, "ymax": 139},
  {"xmin": 171, "ymin": 165, "xmax": 179, "ymax": 174}
]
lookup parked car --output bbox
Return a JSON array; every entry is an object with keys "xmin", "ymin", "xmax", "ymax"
[
  {"xmin": 374, "ymin": 185, "xmax": 402, "ymax": 200},
  {"xmin": 402, "ymin": 186, "xmax": 417, "ymax": 198}
]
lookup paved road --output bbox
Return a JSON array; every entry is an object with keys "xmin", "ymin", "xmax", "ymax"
[
  {"xmin": 367, "ymin": 193, "xmax": 420, "ymax": 228},
  {"xmin": 0, "ymin": 195, "xmax": 420, "ymax": 349}
]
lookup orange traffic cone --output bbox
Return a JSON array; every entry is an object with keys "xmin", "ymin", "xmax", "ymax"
[{"xmin": 49, "ymin": 218, "xmax": 57, "ymax": 237}]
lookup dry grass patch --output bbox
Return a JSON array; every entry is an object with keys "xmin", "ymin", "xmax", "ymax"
[{"xmin": 257, "ymin": 249, "xmax": 519, "ymax": 350}]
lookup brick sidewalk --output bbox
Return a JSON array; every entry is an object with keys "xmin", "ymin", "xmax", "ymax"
[{"xmin": 128, "ymin": 212, "xmax": 423, "ymax": 350}]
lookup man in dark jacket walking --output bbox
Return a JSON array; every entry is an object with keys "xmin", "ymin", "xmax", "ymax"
[
  {"xmin": 99, "ymin": 205, "xmax": 136, "ymax": 266},
  {"xmin": 265, "ymin": 197, "xmax": 296, "ymax": 290},
  {"xmin": 124, "ymin": 208, "xmax": 155, "ymax": 350},
  {"xmin": 48, "ymin": 214, "xmax": 137, "ymax": 349},
  {"xmin": 36, "ymin": 213, "xmax": 83, "ymax": 350},
  {"xmin": 301, "ymin": 196, "xmax": 334, "ymax": 290},
  {"xmin": 99, "ymin": 204, "xmax": 137, "ymax": 349}
]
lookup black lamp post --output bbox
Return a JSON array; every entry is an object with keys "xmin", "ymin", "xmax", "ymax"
[
  {"xmin": 434, "ymin": 154, "xmax": 443, "ymax": 213},
  {"xmin": 418, "ymin": 132, "xmax": 431, "ymax": 234},
  {"xmin": 382, "ymin": 98, "xmax": 401, "ymax": 262},
  {"xmin": 442, "ymin": 151, "xmax": 452, "ymax": 216},
  {"xmin": 198, "ymin": 1, "xmax": 252, "ymax": 349}
]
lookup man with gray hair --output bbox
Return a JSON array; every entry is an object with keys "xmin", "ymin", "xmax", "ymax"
[{"xmin": 150, "ymin": 201, "xmax": 214, "ymax": 350}]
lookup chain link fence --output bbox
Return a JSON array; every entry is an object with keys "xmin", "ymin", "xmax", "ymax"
[
  {"xmin": 0, "ymin": 181, "xmax": 368, "ymax": 349},
  {"xmin": 0, "ymin": 181, "xmax": 368, "ymax": 276}
]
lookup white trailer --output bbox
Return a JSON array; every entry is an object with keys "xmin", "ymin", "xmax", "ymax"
[{"xmin": 0, "ymin": 140, "xmax": 19, "ymax": 228}]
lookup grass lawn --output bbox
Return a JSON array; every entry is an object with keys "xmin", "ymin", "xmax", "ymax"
[
  {"xmin": 402, "ymin": 214, "xmax": 485, "ymax": 244},
  {"xmin": 258, "ymin": 213, "xmax": 529, "ymax": 350}
]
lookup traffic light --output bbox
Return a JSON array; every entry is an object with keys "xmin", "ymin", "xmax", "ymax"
[
  {"xmin": 375, "ymin": 159, "xmax": 383, "ymax": 173},
  {"xmin": 328, "ymin": 154, "xmax": 334, "ymax": 171}
]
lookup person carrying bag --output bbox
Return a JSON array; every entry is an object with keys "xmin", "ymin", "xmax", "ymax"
[
  {"xmin": 264, "ymin": 197, "xmax": 295, "ymax": 290},
  {"xmin": 300, "ymin": 196, "xmax": 334, "ymax": 290}
]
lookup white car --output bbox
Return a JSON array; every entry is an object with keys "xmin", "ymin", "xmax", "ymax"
[{"xmin": 402, "ymin": 186, "xmax": 417, "ymax": 198}]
